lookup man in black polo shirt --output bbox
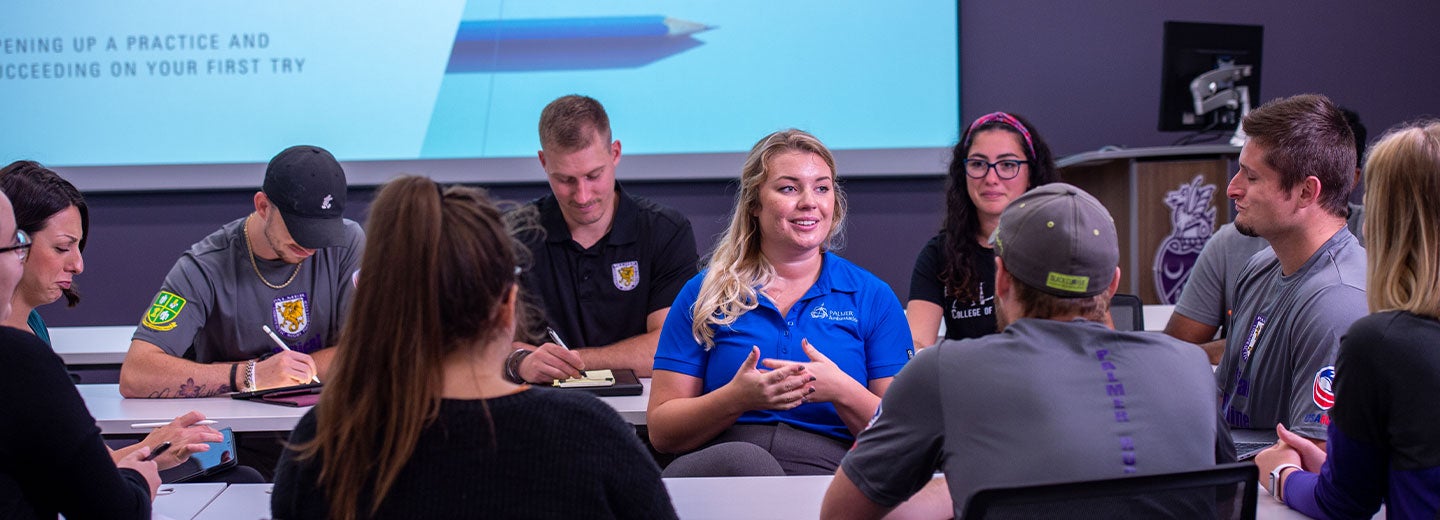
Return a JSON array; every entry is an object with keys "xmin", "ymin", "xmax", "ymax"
[{"xmin": 505, "ymin": 95, "xmax": 698, "ymax": 383}]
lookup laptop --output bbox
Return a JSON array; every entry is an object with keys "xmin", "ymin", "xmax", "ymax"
[{"xmin": 1231, "ymin": 428, "xmax": 1278, "ymax": 461}]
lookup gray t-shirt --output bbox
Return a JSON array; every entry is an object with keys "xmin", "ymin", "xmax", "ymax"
[
  {"xmin": 1173, "ymin": 223, "xmax": 1269, "ymax": 330},
  {"xmin": 1215, "ymin": 228, "xmax": 1366, "ymax": 440},
  {"xmin": 133, "ymin": 217, "xmax": 364, "ymax": 363},
  {"xmin": 841, "ymin": 318, "xmax": 1222, "ymax": 515}
]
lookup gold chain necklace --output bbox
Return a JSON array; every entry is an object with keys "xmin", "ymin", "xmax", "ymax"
[{"xmin": 243, "ymin": 214, "xmax": 303, "ymax": 290}]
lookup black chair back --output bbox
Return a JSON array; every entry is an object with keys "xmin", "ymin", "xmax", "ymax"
[
  {"xmin": 962, "ymin": 462, "xmax": 1257, "ymax": 520},
  {"xmin": 1110, "ymin": 293, "xmax": 1145, "ymax": 331}
]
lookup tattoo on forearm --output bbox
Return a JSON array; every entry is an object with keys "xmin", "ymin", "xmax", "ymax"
[{"xmin": 146, "ymin": 378, "xmax": 232, "ymax": 398}]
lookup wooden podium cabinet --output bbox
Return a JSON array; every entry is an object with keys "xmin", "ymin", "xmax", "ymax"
[{"xmin": 1057, "ymin": 145, "xmax": 1240, "ymax": 304}]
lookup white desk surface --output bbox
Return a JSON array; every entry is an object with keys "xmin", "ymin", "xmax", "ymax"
[
  {"xmin": 1142, "ymin": 304, "xmax": 1174, "ymax": 332},
  {"xmin": 193, "ymin": 478, "xmax": 835, "ymax": 520},
  {"xmin": 597, "ymin": 377, "xmax": 650, "ymax": 425},
  {"xmin": 153, "ymin": 482, "xmax": 226, "ymax": 520},
  {"xmin": 192, "ymin": 484, "xmax": 272, "ymax": 520},
  {"xmin": 178, "ymin": 477, "xmax": 1379, "ymax": 520},
  {"xmin": 79, "ymin": 384, "xmax": 311, "ymax": 434},
  {"xmin": 666, "ymin": 475, "xmax": 832, "ymax": 519},
  {"xmin": 81, "ymin": 378, "xmax": 651, "ymax": 435},
  {"xmin": 663, "ymin": 475, "xmax": 1354, "ymax": 520},
  {"xmin": 50, "ymin": 325, "xmax": 134, "ymax": 365}
]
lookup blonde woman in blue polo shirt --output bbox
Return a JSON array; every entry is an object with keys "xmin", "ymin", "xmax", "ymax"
[{"xmin": 648, "ymin": 129, "xmax": 912, "ymax": 476}]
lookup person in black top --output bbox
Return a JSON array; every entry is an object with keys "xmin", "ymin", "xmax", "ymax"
[
  {"xmin": 906, "ymin": 112, "xmax": 1059, "ymax": 348},
  {"xmin": 505, "ymin": 95, "xmax": 698, "ymax": 383},
  {"xmin": 0, "ymin": 188, "xmax": 160, "ymax": 519},
  {"xmin": 273, "ymin": 176, "xmax": 675, "ymax": 520}
]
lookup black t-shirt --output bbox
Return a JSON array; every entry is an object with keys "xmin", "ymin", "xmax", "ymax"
[
  {"xmin": 272, "ymin": 388, "xmax": 677, "ymax": 519},
  {"xmin": 0, "ymin": 327, "xmax": 151, "ymax": 519},
  {"xmin": 1334, "ymin": 311, "xmax": 1440, "ymax": 469},
  {"xmin": 515, "ymin": 185, "xmax": 698, "ymax": 349},
  {"xmin": 908, "ymin": 234, "xmax": 997, "ymax": 340}
]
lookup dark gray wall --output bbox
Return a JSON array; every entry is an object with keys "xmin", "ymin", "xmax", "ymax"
[
  {"xmin": 43, "ymin": 2, "xmax": 1440, "ymax": 326},
  {"xmin": 962, "ymin": 1, "xmax": 1440, "ymax": 155}
]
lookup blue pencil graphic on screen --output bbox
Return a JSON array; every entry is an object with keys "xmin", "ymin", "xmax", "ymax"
[{"xmin": 446, "ymin": 16, "xmax": 714, "ymax": 73}]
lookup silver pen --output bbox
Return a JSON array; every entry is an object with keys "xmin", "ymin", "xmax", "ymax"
[{"xmin": 546, "ymin": 327, "xmax": 586, "ymax": 378}]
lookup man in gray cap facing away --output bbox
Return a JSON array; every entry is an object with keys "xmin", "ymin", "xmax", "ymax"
[
  {"xmin": 822, "ymin": 183, "xmax": 1231, "ymax": 518},
  {"xmin": 121, "ymin": 145, "xmax": 364, "ymax": 398}
]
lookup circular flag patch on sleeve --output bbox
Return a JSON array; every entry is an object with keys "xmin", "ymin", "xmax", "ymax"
[{"xmin": 1312, "ymin": 366, "xmax": 1336, "ymax": 410}]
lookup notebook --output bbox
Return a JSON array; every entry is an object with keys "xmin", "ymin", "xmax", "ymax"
[{"xmin": 551, "ymin": 368, "xmax": 643, "ymax": 396}]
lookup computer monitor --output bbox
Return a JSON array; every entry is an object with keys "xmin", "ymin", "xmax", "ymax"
[{"xmin": 1158, "ymin": 21, "xmax": 1264, "ymax": 133}]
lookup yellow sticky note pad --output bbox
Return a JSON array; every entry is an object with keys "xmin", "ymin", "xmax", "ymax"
[{"xmin": 553, "ymin": 369, "xmax": 616, "ymax": 388}]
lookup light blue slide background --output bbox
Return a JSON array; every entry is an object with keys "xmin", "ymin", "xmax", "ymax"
[
  {"xmin": 1, "ymin": 1, "xmax": 463, "ymax": 166},
  {"xmin": 424, "ymin": 0, "xmax": 959, "ymax": 159},
  {"xmin": 0, "ymin": 0, "xmax": 956, "ymax": 168}
]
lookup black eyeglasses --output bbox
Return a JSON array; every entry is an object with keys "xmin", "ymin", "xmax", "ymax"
[
  {"xmin": 963, "ymin": 159, "xmax": 1029, "ymax": 180},
  {"xmin": 0, "ymin": 229, "xmax": 31, "ymax": 261}
]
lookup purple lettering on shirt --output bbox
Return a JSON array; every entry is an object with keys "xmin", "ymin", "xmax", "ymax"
[
  {"xmin": 1099, "ymin": 352, "xmax": 1136, "ymax": 472},
  {"xmin": 1106, "ymin": 383, "xmax": 1125, "ymax": 397}
]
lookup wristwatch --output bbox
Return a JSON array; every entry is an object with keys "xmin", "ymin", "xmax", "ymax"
[
  {"xmin": 1269, "ymin": 463, "xmax": 1301, "ymax": 503},
  {"xmin": 244, "ymin": 359, "xmax": 258, "ymax": 392},
  {"xmin": 504, "ymin": 349, "xmax": 532, "ymax": 383}
]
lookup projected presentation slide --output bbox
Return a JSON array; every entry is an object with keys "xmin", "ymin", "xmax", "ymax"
[{"xmin": 1, "ymin": 0, "xmax": 958, "ymax": 184}]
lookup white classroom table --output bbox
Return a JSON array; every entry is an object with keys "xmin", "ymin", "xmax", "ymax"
[
  {"xmin": 1142, "ymin": 304, "xmax": 1175, "ymax": 332},
  {"xmin": 191, "ymin": 483, "xmax": 272, "ymax": 520},
  {"xmin": 50, "ymin": 325, "xmax": 135, "ymax": 365},
  {"xmin": 152, "ymin": 482, "xmax": 226, "ymax": 520},
  {"xmin": 80, "ymin": 378, "xmax": 651, "ymax": 435},
  {"xmin": 79, "ymin": 384, "xmax": 311, "ymax": 434},
  {"xmin": 184, "ymin": 478, "xmax": 1382, "ymax": 519},
  {"xmin": 664, "ymin": 476, "xmax": 1359, "ymax": 520}
]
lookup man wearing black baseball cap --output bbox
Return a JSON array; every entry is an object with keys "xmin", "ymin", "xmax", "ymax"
[
  {"xmin": 121, "ymin": 145, "xmax": 364, "ymax": 399},
  {"xmin": 824, "ymin": 183, "xmax": 1232, "ymax": 518}
]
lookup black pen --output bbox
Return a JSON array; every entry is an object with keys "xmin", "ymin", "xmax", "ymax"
[
  {"xmin": 546, "ymin": 327, "xmax": 586, "ymax": 378},
  {"xmin": 142, "ymin": 441, "xmax": 172, "ymax": 462}
]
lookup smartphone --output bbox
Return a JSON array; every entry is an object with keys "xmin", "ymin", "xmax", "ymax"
[{"xmin": 159, "ymin": 427, "xmax": 239, "ymax": 483}]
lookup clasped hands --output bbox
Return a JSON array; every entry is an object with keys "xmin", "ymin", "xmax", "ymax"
[
  {"xmin": 730, "ymin": 339, "xmax": 851, "ymax": 411},
  {"xmin": 1255, "ymin": 423, "xmax": 1329, "ymax": 490}
]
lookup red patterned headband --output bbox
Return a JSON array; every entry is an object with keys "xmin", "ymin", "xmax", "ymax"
[{"xmin": 963, "ymin": 112, "xmax": 1036, "ymax": 159}]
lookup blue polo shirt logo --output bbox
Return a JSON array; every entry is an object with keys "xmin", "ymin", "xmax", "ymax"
[{"xmin": 809, "ymin": 303, "xmax": 858, "ymax": 323}]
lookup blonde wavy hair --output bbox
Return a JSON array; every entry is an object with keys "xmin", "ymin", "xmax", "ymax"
[
  {"xmin": 690, "ymin": 129, "xmax": 847, "ymax": 347},
  {"xmin": 1363, "ymin": 120, "xmax": 1440, "ymax": 317}
]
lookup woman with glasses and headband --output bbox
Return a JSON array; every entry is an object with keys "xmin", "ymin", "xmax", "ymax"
[
  {"xmin": 1256, "ymin": 121, "xmax": 1440, "ymax": 519},
  {"xmin": 906, "ymin": 112, "xmax": 1059, "ymax": 348},
  {"xmin": 648, "ymin": 130, "xmax": 911, "ymax": 477},
  {"xmin": 0, "ymin": 188, "xmax": 163, "ymax": 518},
  {"xmin": 272, "ymin": 176, "xmax": 674, "ymax": 520}
]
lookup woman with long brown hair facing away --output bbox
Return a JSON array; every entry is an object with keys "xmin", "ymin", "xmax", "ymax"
[{"xmin": 272, "ymin": 176, "xmax": 675, "ymax": 519}]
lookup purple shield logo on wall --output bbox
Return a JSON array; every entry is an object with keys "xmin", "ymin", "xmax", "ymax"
[{"xmin": 1153, "ymin": 175, "xmax": 1217, "ymax": 304}]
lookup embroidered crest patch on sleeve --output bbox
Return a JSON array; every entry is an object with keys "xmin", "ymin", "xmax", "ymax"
[{"xmin": 143, "ymin": 291, "xmax": 187, "ymax": 331}]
